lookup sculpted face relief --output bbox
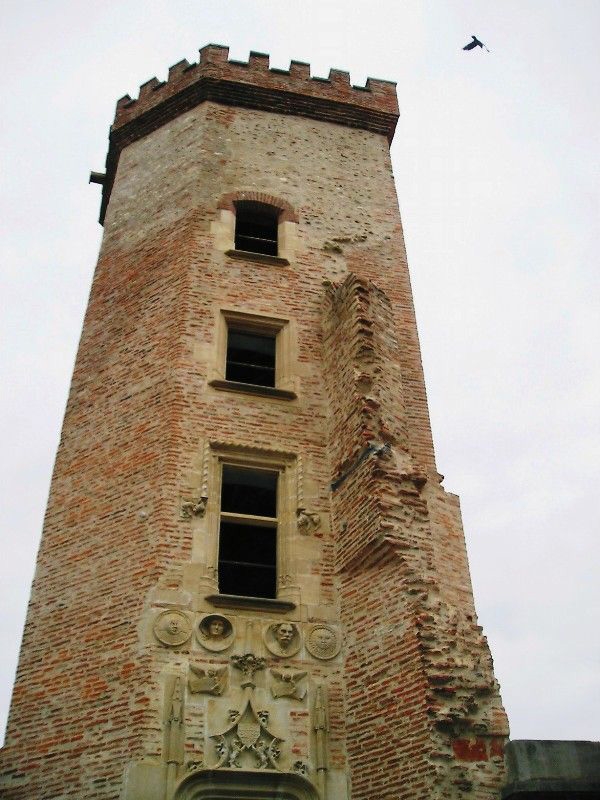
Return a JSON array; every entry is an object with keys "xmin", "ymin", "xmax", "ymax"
[
  {"xmin": 209, "ymin": 618, "xmax": 225, "ymax": 638},
  {"xmin": 197, "ymin": 615, "xmax": 234, "ymax": 652},
  {"xmin": 276, "ymin": 623, "xmax": 295, "ymax": 649}
]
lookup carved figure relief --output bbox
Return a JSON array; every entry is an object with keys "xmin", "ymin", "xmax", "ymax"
[
  {"xmin": 278, "ymin": 573, "xmax": 293, "ymax": 589},
  {"xmin": 270, "ymin": 667, "xmax": 307, "ymax": 700},
  {"xmin": 231, "ymin": 652, "xmax": 266, "ymax": 684},
  {"xmin": 209, "ymin": 650, "xmax": 283, "ymax": 771},
  {"xmin": 153, "ymin": 610, "xmax": 192, "ymax": 647},
  {"xmin": 181, "ymin": 496, "xmax": 208, "ymax": 519},
  {"xmin": 305, "ymin": 625, "xmax": 341, "ymax": 660},
  {"xmin": 196, "ymin": 614, "xmax": 234, "ymax": 652},
  {"xmin": 188, "ymin": 664, "xmax": 228, "ymax": 696},
  {"xmin": 264, "ymin": 622, "xmax": 301, "ymax": 658},
  {"xmin": 212, "ymin": 712, "xmax": 281, "ymax": 771},
  {"xmin": 296, "ymin": 507, "xmax": 321, "ymax": 534}
]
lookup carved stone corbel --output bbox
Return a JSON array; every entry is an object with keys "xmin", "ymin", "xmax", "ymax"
[
  {"xmin": 296, "ymin": 507, "xmax": 321, "ymax": 534},
  {"xmin": 180, "ymin": 495, "xmax": 208, "ymax": 519}
]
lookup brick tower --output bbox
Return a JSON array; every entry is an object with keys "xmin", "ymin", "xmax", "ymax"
[{"xmin": 0, "ymin": 45, "xmax": 508, "ymax": 800}]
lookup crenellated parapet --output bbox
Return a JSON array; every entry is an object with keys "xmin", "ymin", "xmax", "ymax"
[
  {"xmin": 113, "ymin": 44, "xmax": 398, "ymax": 129},
  {"xmin": 98, "ymin": 44, "xmax": 399, "ymax": 223}
]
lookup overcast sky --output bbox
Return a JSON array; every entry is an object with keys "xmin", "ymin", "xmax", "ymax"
[{"xmin": 1, "ymin": 1, "xmax": 599, "ymax": 746}]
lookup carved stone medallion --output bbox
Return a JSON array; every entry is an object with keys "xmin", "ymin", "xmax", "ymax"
[
  {"xmin": 263, "ymin": 622, "xmax": 301, "ymax": 658},
  {"xmin": 153, "ymin": 610, "xmax": 192, "ymax": 647},
  {"xmin": 305, "ymin": 624, "xmax": 341, "ymax": 660},
  {"xmin": 196, "ymin": 614, "xmax": 235, "ymax": 652}
]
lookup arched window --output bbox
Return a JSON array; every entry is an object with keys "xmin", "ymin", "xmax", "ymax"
[{"xmin": 215, "ymin": 192, "xmax": 298, "ymax": 264}]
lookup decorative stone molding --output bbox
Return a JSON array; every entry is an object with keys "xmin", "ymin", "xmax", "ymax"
[
  {"xmin": 218, "ymin": 190, "xmax": 298, "ymax": 224},
  {"xmin": 164, "ymin": 676, "xmax": 186, "ymax": 798},
  {"xmin": 296, "ymin": 507, "xmax": 321, "ymax": 534},
  {"xmin": 211, "ymin": 725, "xmax": 281, "ymax": 770},
  {"xmin": 305, "ymin": 625, "xmax": 341, "ymax": 660},
  {"xmin": 270, "ymin": 667, "xmax": 307, "ymax": 700},
  {"xmin": 206, "ymin": 594, "xmax": 296, "ymax": 614},
  {"xmin": 181, "ymin": 496, "xmax": 208, "ymax": 519},
  {"xmin": 295, "ymin": 455, "xmax": 321, "ymax": 535},
  {"xmin": 174, "ymin": 768, "xmax": 321, "ymax": 800},
  {"xmin": 189, "ymin": 664, "xmax": 228, "ymax": 696},
  {"xmin": 182, "ymin": 441, "xmax": 210, "ymax": 518},
  {"xmin": 231, "ymin": 653, "xmax": 266, "ymax": 687},
  {"xmin": 278, "ymin": 573, "xmax": 294, "ymax": 590},
  {"xmin": 153, "ymin": 610, "xmax": 192, "ymax": 647},
  {"xmin": 196, "ymin": 614, "xmax": 235, "ymax": 652},
  {"xmin": 263, "ymin": 622, "xmax": 301, "ymax": 658},
  {"xmin": 208, "ymin": 650, "xmax": 284, "ymax": 772},
  {"xmin": 313, "ymin": 686, "xmax": 329, "ymax": 797}
]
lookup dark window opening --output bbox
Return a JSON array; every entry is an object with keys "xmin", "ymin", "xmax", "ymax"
[
  {"xmin": 218, "ymin": 466, "xmax": 278, "ymax": 599},
  {"xmin": 226, "ymin": 329, "xmax": 276, "ymax": 387},
  {"xmin": 218, "ymin": 522, "xmax": 277, "ymax": 598},
  {"xmin": 235, "ymin": 201, "xmax": 279, "ymax": 256},
  {"xmin": 221, "ymin": 465, "xmax": 277, "ymax": 516}
]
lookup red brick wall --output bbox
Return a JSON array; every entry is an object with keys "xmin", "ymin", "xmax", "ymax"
[{"xmin": 1, "ymin": 58, "xmax": 506, "ymax": 799}]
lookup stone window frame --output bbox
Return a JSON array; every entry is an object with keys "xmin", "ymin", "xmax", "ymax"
[
  {"xmin": 208, "ymin": 308, "xmax": 297, "ymax": 400},
  {"xmin": 212, "ymin": 190, "xmax": 298, "ymax": 265},
  {"xmin": 203, "ymin": 442, "xmax": 301, "ymax": 613}
]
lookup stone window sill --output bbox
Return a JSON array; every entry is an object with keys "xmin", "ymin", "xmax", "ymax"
[
  {"xmin": 208, "ymin": 379, "xmax": 297, "ymax": 400},
  {"xmin": 226, "ymin": 249, "xmax": 290, "ymax": 267},
  {"xmin": 205, "ymin": 594, "xmax": 296, "ymax": 613}
]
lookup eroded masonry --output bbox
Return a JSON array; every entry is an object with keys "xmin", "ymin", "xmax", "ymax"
[{"xmin": 0, "ymin": 45, "xmax": 508, "ymax": 800}]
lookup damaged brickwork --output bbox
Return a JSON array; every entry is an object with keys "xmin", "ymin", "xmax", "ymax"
[{"xmin": 323, "ymin": 275, "xmax": 508, "ymax": 799}]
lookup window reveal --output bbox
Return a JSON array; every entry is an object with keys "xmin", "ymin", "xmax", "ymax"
[
  {"xmin": 218, "ymin": 465, "xmax": 278, "ymax": 598},
  {"xmin": 225, "ymin": 329, "xmax": 276, "ymax": 387},
  {"xmin": 234, "ymin": 201, "xmax": 279, "ymax": 256}
]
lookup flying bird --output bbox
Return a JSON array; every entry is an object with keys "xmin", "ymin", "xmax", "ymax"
[{"xmin": 463, "ymin": 35, "xmax": 490, "ymax": 52}]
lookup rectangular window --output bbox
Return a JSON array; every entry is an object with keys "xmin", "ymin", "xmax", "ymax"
[
  {"xmin": 225, "ymin": 329, "xmax": 276, "ymax": 387},
  {"xmin": 235, "ymin": 202, "xmax": 278, "ymax": 256},
  {"xmin": 209, "ymin": 310, "xmax": 297, "ymax": 400},
  {"xmin": 218, "ymin": 465, "xmax": 278, "ymax": 599}
]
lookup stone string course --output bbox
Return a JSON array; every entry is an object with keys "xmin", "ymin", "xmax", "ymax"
[{"xmin": 1, "ymin": 47, "xmax": 507, "ymax": 800}]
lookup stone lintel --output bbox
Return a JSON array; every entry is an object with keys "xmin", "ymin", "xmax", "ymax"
[{"xmin": 205, "ymin": 594, "xmax": 296, "ymax": 613}]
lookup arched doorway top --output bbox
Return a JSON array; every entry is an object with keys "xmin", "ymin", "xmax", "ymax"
[{"xmin": 174, "ymin": 767, "xmax": 320, "ymax": 800}]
